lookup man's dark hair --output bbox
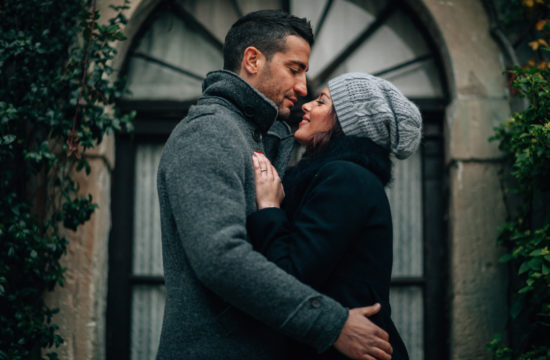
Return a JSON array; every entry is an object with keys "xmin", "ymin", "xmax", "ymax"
[{"xmin": 223, "ymin": 10, "xmax": 313, "ymax": 72}]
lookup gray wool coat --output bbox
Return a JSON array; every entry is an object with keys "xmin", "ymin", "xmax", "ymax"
[{"xmin": 156, "ymin": 70, "xmax": 348, "ymax": 359}]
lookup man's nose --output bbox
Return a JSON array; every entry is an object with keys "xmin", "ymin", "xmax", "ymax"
[{"xmin": 295, "ymin": 74, "xmax": 307, "ymax": 97}]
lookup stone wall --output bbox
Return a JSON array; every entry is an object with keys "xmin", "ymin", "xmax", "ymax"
[
  {"xmin": 43, "ymin": 137, "xmax": 114, "ymax": 360},
  {"xmin": 420, "ymin": 0, "xmax": 509, "ymax": 358}
]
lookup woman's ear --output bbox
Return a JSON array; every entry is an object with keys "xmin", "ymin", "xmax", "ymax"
[{"xmin": 240, "ymin": 46, "xmax": 265, "ymax": 76}]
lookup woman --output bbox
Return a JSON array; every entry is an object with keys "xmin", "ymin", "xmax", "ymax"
[{"xmin": 247, "ymin": 73, "xmax": 422, "ymax": 360}]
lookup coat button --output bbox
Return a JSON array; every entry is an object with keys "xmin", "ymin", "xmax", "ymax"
[
  {"xmin": 310, "ymin": 297, "xmax": 321, "ymax": 308},
  {"xmin": 252, "ymin": 129, "xmax": 262, "ymax": 142}
]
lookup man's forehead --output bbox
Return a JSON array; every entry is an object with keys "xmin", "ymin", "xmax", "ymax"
[
  {"xmin": 275, "ymin": 35, "xmax": 310, "ymax": 66},
  {"xmin": 281, "ymin": 34, "xmax": 311, "ymax": 51}
]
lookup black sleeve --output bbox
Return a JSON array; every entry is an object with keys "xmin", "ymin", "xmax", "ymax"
[{"xmin": 246, "ymin": 161, "xmax": 373, "ymax": 289}]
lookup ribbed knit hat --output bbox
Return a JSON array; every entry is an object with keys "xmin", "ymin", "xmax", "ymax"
[{"xmin": 328, "ymin": 72, "xmax": 422, "ymax": 159}]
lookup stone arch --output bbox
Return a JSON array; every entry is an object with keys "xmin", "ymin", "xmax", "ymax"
[
  {"xmin": 406, "ymin": 1, "xmax": 509, "ymax": 360},
  {"xmin": 109, "ymin": 0, "xmax": 162, "ymax": 72}
]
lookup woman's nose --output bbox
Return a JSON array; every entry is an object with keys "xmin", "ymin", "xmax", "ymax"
[{"xmin": 302, "ymin": 101, "xmax": 312, "ymax": 112}]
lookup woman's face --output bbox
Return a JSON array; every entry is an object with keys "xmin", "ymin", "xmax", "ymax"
[{"xmin": 294, "ymin": 86, "xmax": 337, "ymax": 145}]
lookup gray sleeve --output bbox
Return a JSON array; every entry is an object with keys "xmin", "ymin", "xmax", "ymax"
[{"xmin": 160, "ymin": 118, "xmax": 347, "ymax": 352}]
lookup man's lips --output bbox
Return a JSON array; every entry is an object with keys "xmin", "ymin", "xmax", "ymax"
[{"xmin": 286, "ymin": 96, "xmax": 298, "ymax": 107}]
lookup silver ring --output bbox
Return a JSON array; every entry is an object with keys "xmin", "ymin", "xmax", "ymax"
[{"xmin": 261, "ymin": 169, "xmax": 267, "ymax": 172}]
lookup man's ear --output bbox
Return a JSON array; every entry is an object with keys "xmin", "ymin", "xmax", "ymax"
[{"xmin": 240, "ymin": 46, "xmax": 265, "ymax": 76}]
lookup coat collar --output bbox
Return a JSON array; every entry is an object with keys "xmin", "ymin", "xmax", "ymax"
[
  {"xmin": 201, "ymin": 70, "xmax": 278, "ymax": 132},
  {"xmin": 287, "ymin": 136, "xmax": 392, "ymax": 185},
  {"xmin": 282, "ymin": 137, "xmax": 392, "ymax": 216}
]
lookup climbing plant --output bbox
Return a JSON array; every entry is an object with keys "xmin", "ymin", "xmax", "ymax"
[
  {"xmin": 0, "ymin": 1, "xmax": 133, "ymax": 359},
  {"xmin": 488, "ymin": 0, "xmax": 550, "ymax": 359}
]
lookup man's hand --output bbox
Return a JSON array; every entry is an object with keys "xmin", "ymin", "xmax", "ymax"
[{"xmin": 333, "ymin": 303, "xmax": 393, "ymax": 360}]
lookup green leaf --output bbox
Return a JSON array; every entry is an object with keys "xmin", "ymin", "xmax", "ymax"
[
  {"xmin": 519, "ymin": 261, "xmax": 531, "ymax": 274},
  {"xmin": 1, "ymin": 134, "xmax": 16, "ymax": 145},
  {"xmin": 530, "ymin": 248, "xmax": 550, "ymax": 256},
  {"xmin": 511, "ymin": 297, "xmax": 523, "ymax": 318},
  {"xmin": 518, "ymin": 285, "xmax": 533, "ymax": 294},
  {"xmin": 529, "ymin": 258, "xmax": 543, "ymax": 271},
  {"xmin": 499, "ymin": 253, "xmax": 514, "ymax": 263},
  {"xmin": 0, "ymin": 0, "xmax": 135, "ymax": 356}
]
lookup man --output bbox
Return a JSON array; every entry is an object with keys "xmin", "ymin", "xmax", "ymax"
[{"xmin": 156, "ymin": 10, "xmax": 393, "ymax": 360}]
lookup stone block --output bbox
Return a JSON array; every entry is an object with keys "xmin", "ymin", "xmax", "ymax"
[
  {"xmin": 85, "ymin": 134, "xmax": 115, "ymax": 170},
  {"xmin": 445, "ymin": 96, "xmax": 510, "ymax": 161},
  {"xmin": 448, "ymin": 161, "xmax": 508, "ymax": 360}
]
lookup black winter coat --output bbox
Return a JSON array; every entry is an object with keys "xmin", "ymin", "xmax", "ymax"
[{"xmin": 247, "ymin": 136, "xmax": 409, "ymax": 360}]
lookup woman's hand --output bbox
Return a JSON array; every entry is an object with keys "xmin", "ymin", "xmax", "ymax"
[{"xmin": 252, "ymin": 152, "xmax": 285, "ymax": 209}]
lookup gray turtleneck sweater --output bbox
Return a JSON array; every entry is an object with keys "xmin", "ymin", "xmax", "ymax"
[{"xmin": 156, "ymin": 70, "xmax": 348, "ymax": 359}]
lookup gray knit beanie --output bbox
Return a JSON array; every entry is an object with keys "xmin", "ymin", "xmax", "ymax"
[{"xmin": 328, "ymin": 72, "xmax": 422, "ymax": 159}]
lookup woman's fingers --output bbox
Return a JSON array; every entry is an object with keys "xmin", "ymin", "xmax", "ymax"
[
  {"xmin": 271, "ymin": 162, "xmax": 280, "ymax": 179},
  {"xmin": 251, "ymin": 152, "xmax": 284, "ymax": 209},
  {"xmin": 260, "ymin": 156, "xmax": 269, "ymax": 177},
  {"xmin": 252, "ymin": 152, "xmax": 266, "ymax": 184},
  {"xmin": 252, "ymin": 152, "xmax": 261, "ymax": 172},
  {"xmin": 265, "ymin": 158, "xmax": 273, "ymax": 178},
  {"xmin": 253, "ymin": 152, "xmax": 281, "ymax": 186},
  {"xmin": 254, "ymin": 152, "xmax": 274, "ymax": 179},
  {"xmin": 271, "ymin": 165, "xmax": 284, "ymax": 198},
  {"xmin": 254, "ymin": 152, "xmax": 264, "ymax": 173},
  {"xmin": 271, "ymin": 164, "xmax": 279, "ymax": 177}
]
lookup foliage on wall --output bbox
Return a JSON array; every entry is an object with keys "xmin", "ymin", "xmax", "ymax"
[
  {"xmin": 488, "ymin": 0, "xmax": 550, "ymax": 359},
  {"xmin": 0, "ymin": 1, "xmax": 133, "ymax": 359}
]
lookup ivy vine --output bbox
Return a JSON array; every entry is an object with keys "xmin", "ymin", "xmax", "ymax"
[
  {"xmin": 488, "ymin": 0, "xmax": 550, "ymax": 359},
  {"xmin": 0, "ymin": 1, "xmax": 133, "ymax": 359}
]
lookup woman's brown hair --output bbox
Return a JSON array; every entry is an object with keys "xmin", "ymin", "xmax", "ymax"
[{"xmin": 305, "ymin": 105, "xmax": 343, "ymax": 155}]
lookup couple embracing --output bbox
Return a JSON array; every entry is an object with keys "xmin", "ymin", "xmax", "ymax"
[{"xmin": 156, "ymin": 9, "xmax": 421, "ymax": 360}]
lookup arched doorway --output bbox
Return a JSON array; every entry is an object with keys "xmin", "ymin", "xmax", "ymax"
[{"xmin": 107, "ymin": 1, "xmax": 449, "ymax": 358}]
